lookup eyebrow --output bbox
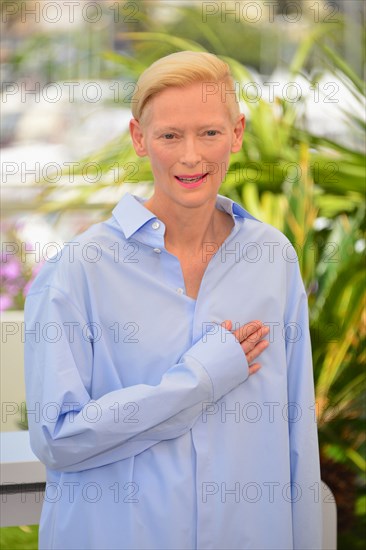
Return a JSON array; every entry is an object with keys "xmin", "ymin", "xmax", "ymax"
[
  {"xmin": 153, "ymin": 127, "xmax": 181, "ymax": 134},
  {"xmin": 198, "ymin": 124, "xmax": 227, "ymax": 131},
  {"xmin": 153, "ymin": 124, "xmax": 227, "ymax": 134}
]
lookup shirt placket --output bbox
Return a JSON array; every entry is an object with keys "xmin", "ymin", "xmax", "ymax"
[
  {"xmin": 190, "ymin": 217, "xmax": 243, "ymax": 549},
  {"xmin": 140, "ymin": 218, "xmax": 189, "ymax": 298}
]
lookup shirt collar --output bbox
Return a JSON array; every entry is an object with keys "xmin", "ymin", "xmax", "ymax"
[
  {"xmin": 112, "ymin": 192, "xmax": 157, "ymax": 239},
  {"xmin": 112, "ymin": 191, "xmax": 259, "ymax": 239},
  {"xmin": 215, "ymin": 193, "xmax": 258, "ymax": 221}
]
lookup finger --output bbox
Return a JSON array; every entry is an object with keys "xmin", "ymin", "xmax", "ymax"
[
  {"xmin": 234, "ymin": 320, "xmax": 263, "ymax": 343},
  {"xmin": 245, "ymin": 338, "xmax": 269, "ymax": 364},
  {"xmin": 248, "ymin": 362, "xmax": 261, "ymax": 376},
  {"xmin": 220, "ymin": 319, "xmax": 232, "ymax": 331},
  {"xmin": 242, "ymin": 326, "xmax": 269, "ymax": 354}
]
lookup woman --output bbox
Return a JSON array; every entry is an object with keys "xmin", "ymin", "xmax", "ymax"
[{"xmin": 25, "ymin": 51, "xmax": 322, "ymax": 549}]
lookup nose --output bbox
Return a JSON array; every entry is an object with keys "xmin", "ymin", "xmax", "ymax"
[{"xmin": 179, "ymin": 137, "xmax": 201, "ymax": 167}]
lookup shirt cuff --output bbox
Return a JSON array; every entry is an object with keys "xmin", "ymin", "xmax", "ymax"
[{"xmin": 184, "ymin": 327, "xmax": 249, "ymax": 402}]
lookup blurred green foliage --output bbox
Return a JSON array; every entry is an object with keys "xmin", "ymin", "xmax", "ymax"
[{"xmin": 0, "ymin": 525, "xmax": 38, "ymax": 549}]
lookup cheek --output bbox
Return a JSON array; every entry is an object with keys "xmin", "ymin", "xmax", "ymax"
[
  {"xmin": 214, "ymin": 142, "xmax": 232, "ymax": 162},
  {"xmin": 148, "ymin": 145, "xmax": 175, "ymax": 169},
  {"xmin": 210, "ymin": 144, "xmax": 231, "ymax": 180}
]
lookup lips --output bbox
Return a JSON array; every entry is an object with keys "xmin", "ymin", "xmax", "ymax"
[{"xmin": 175, "ymin": 173, "xmax": 208, "ymax": 188}]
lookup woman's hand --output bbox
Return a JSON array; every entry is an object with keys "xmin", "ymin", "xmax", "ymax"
[{"xmin": 221, "ymin": 320, "xmax": 269, "ymax": 375}]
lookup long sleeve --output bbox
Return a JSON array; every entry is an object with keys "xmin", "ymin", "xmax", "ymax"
[
  {"xmin": 24, "ymin": 285, "xmax": 249, "ymax": 473},
  {"xmin": 285, "ymin": 262, "xmax": 322, "ymax": 549}
]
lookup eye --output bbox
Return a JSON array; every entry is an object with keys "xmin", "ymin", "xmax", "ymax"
[
  {"xmin": 206, "ymin": 130, "xmax": 219, "ymax": 136},
  {"xmin": 162, "ymin": 133, "xmax": 175, "ymax": 140}
]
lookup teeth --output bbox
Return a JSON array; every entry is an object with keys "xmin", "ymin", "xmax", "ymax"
[{"xmin": 178, "ymin": 175, "xmax": 204, "ymax": 182}]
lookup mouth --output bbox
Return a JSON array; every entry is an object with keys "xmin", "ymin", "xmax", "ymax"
[{"xmin": 174, "ymin": 173, "xmax": 209, "ymax": 189}]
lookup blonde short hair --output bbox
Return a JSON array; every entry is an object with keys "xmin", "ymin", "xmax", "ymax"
[{"xmin": 131, "ymin": 51, "xmax": 240, "ymax": 124}]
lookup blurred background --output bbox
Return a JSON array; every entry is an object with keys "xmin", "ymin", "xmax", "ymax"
[{"xmin": 0, "ymin": 0, "xmax": 365, "ymax": 548}]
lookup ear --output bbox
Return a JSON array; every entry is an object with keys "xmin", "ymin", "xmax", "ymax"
[
  {"xmin": 231, "ymin": 114, "xmax": 245, "ymax": 153},
  {"xmin": 129, "ymin": 118, "xmax": 147, "ymax": 157}
]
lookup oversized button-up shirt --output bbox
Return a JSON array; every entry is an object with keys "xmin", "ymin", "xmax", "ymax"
[{"xmin": 24, "ymin": 192, "xmax": 322, "ymax": 549}]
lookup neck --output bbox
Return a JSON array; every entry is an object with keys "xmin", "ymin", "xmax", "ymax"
[{"xmin": 144, "ymin": 194, "xmax": 230, "ymax": 257}]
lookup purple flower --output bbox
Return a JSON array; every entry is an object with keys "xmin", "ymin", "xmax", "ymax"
[
  {"xmin": 0, "ymin": 258, "xmax": 22, "ymax": 280},
  {"xmin": 0, "ymin": 235, "xmax": 45, "ymax": 311},
  {"xmin": 0, "ymin": 294, "xmax": 13, "ymax": 311},
  {"xmin": 7, "ymin": 280, "xmax": 24, "ymax": 296}
]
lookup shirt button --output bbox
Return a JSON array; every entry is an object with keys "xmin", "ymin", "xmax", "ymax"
[
  {"xmin": 153, "ymin": 248, "xmax": 161, "ymax": 254},
  {"xmin": 176, "ymin": 288, "xmax": 184, "ymax": 295},
  {"xmin": 152, "ymin": 221, "xmax": 160, "ymax": 230}
]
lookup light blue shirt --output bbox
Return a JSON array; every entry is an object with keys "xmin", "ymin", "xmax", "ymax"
[{"xmin": 24, "ymin": 192, "xmax": 322, "ymax": 550}]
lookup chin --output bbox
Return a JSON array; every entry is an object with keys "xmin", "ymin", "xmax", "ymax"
[{"xmin": 173, "ymin": 189, "xmax": 218, "ymax": 209}]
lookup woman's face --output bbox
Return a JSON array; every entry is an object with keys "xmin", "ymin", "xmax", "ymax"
[{"xmin": 130, "ymin": 82, "xmax": 245, "ymax": 210}]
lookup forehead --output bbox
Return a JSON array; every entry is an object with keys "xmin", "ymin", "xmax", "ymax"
[{"xmin": 143, "ymin": 82, "xmax": 233, "ymax": 126}]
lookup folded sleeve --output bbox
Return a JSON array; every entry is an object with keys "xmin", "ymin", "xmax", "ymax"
[{"xmin": 24, "ymin": 285, "xmax": 248, "ymax": 473}]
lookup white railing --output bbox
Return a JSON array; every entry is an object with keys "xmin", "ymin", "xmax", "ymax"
[{"xmin": 0, "ymin": 431, "xmax": 45, "ymax": 527}]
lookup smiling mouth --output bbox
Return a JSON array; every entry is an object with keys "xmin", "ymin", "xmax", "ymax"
[{"xmin": 175, "ymin": 173, "xmax": 209, "ymax": 184}]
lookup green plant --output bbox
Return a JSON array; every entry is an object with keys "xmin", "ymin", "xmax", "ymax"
[{"xmin": 0, "ymin": 525, "xmax": 38, "ymax": 550}]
